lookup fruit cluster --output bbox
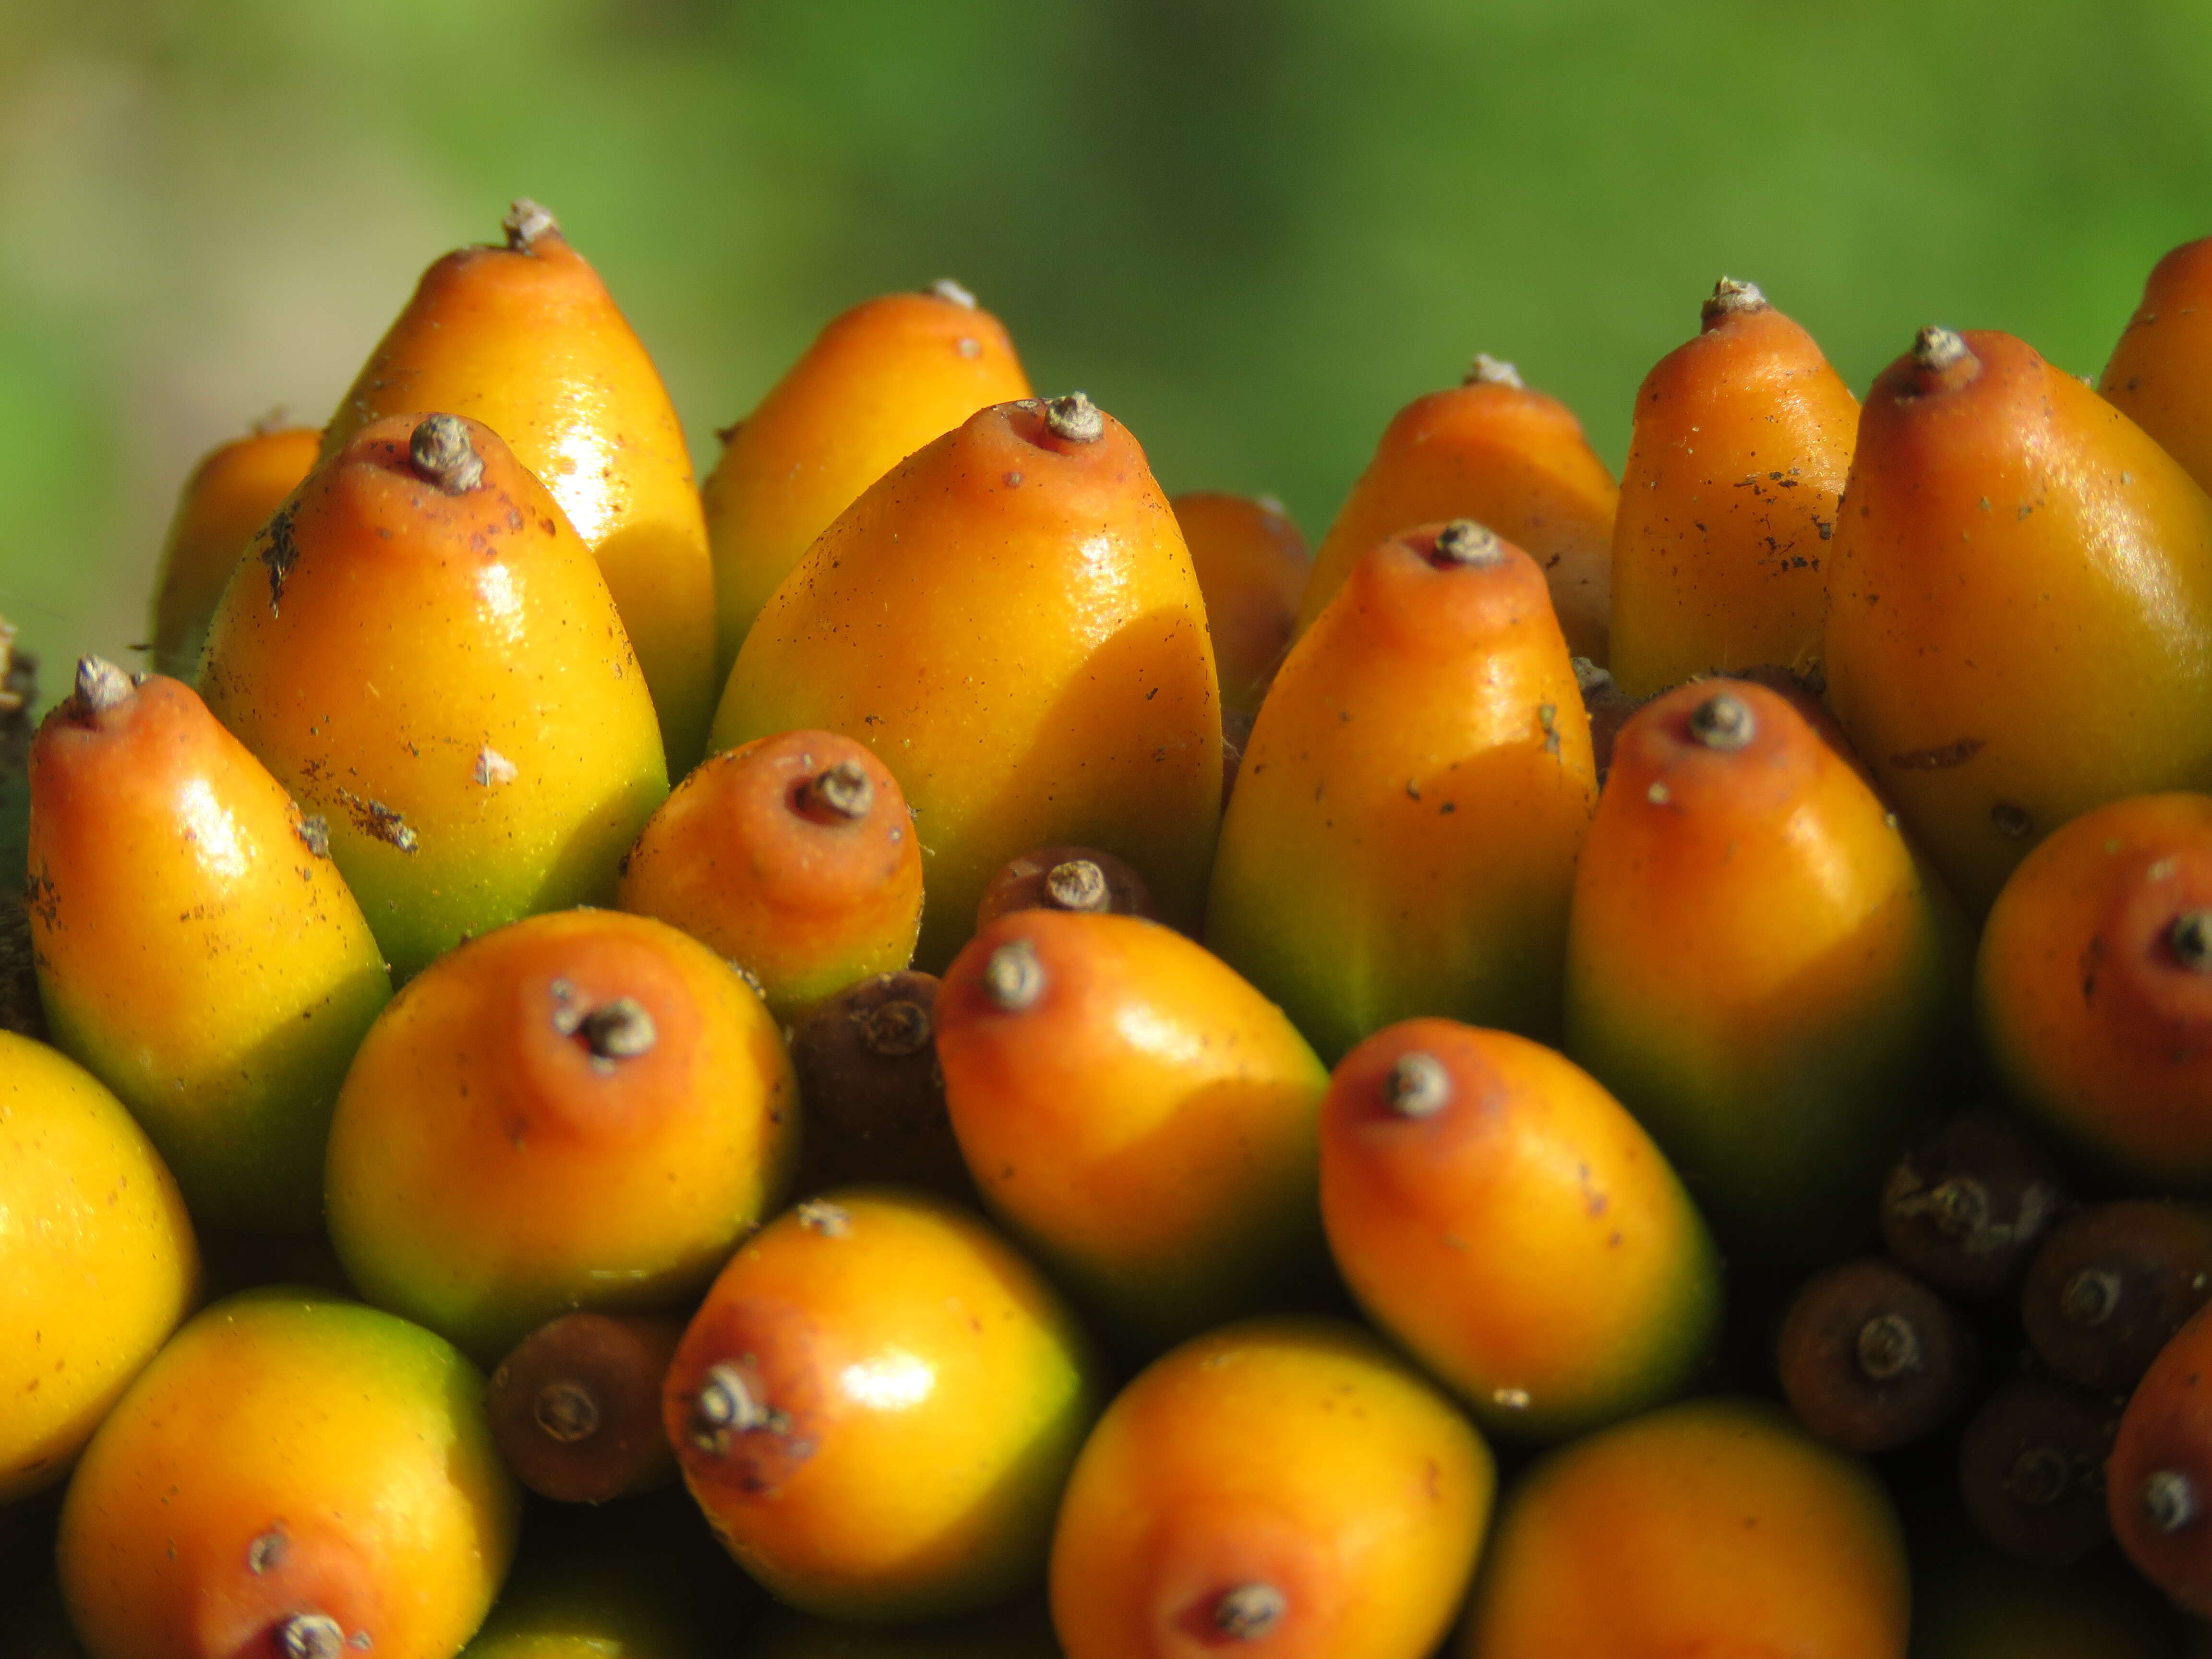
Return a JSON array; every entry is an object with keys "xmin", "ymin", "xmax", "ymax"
[{"xmin": 6, "ymin": 199, "xmax": 2212, "ymax": 1657}]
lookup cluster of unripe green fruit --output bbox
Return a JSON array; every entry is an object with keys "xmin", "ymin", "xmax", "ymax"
[{"xmin": 7, "ymin": 197, "xmax": 2212, "ymax": 1657}]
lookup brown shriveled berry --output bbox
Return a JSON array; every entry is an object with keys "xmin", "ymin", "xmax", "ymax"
[{"xmin": 1880, "ymin": 1113, "xmax": 2069, "ymax": 1300}]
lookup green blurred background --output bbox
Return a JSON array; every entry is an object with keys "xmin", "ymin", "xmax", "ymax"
[{"xmin": 2, "ymin": 0, "xmax": 2208, "ymax": 709}]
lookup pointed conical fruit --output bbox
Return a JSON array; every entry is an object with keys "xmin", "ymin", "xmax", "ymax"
[
  {"xmin": 56, "ymin": 1289, "xmax": 519, "ymax": 1659},
  {"xmin": 1607, "ymin": 277, "xmax": 1857, "ymax": 696},
  {"xmin": 2101, "ymin": 236, "xmax": 2212, "ymax": 496},
  {"xmin": 937, "ymin": 910, "xmax": 1329, "ymax": 1349},
  {"xmin": 199, "ymin": 412, "xmax": 667, "ymax": 981},
  {"xmin": 1825, "ymin": 327, "xmax": 2212, "ymax": 913},
  {"xmin": 1207, "ymin": 520, "xmax": 1596, "ymax": 1061},
  {"xmin": 704, "ymin": 281, "xmax": 1031, "ymax": 675},
  {"xmin": 325, "ymin": 908, "xmax": 795, "ymax": 1363},
  {"xmin": 0, "ymin": 1031, "xmax": 197, "ymax": 1503},
  {"xmin": 1294, "ymin": 355, "xmax": 1617, "ymax": 661},
  {"xmin": 326, "ymin": 201, "xmax": 717, "ymax": 768},
  {"xmin": 28, "ymin": 663, "xmax": 390, "ymax": 1228},
  {"xmin": 712, "ymin": 394, "xmax": 1220, "ymax": 968},
  {"xmin": 1564, "ymin": 679, "xmax": 1964, "ymax": 1253},
  {"xmin": 148, "ymin": 422, "xmax": 319, "ymax": 681}
]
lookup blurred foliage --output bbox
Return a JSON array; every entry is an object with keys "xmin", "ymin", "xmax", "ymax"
[{"xmin": 2, "ymin": 0, "xmax": 2210, "ymax": 700}]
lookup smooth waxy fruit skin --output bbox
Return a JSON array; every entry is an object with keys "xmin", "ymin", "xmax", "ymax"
[
  {"xmin": 616, "ymin": 729, "xmax": 923, "ymax": 1028},
  {"xmin": 1208, "ymin": 522, "xmax": 1596, "ymax": 1061},
  {"xmin": 664, "ymin": 1188, "xmax": 1099, "ymax": 1624},
  {"xmin": 0, "ymin": 1031, "xmax": 197, "ymax": 1503},
  {"xmin": 704, "ymin": 284, "xmax": 1032, "ymax": 676},
  {"xmin": 200, "ymin": 413, "xmax": 668, "ymax": 981},
  {"xmin": 1607, "ymin": 285, "xmax": 1858, "ymax": 697},
  {"xmin": 2102, "ymin": 235, "xmax": 2212, "ymax": 496},
  {"xmin": 1168, "ymin": 491, "xmax": 1309, "ymax": 718},
  {"xmin": 937, "ymin": 909, "xmax": 1331, "ymax": 1348},
  {"xmin": 325, "ymin": 205, "xmax": 718, "ymax": 769},
  {"xmin": 57, "ymin": 1289, "xmax": 520, "ymax": 1659},
  {"xmin": 1978, "ymin": 793, "xmax": 2212, "ymax": 1186},
  {"xmin": 1565, "ymin": 678, "xmax": 1963, "ymax": 1253},
  {"xmin": 1319, "ymin": 1020, "xmax": 1718, "ymax": 1442},
  {"xmin": 1461, "ymin": 1397, "xmax": 1907, "ymax": 1659},
  {"xmin": 325, "ymin": 908, "xmax": 795, "ymax": 1363},
  {"xmin": 148, "ymin": 422, "xmax": 319, "ymax": 681},
  {"xmin": 713, "ymin": 396, "xmax": 1221, "ymax": 969},
  {"xmin": 1825, "ymin": 328, "xmax": 2212, "ymax": 914},
  {"xmin": 1049, "ymin": 1316, "xmax": 1494, "ymax": 1659},
  {"xmin": 1293, "ymin": 364, "xmax": 1619, "ymax": 661},
  {"xmin": 2109, "ymin": 1300, "xmax": 2212, "ymax": 1615},
  {"xmin": 28, "ymin": 671, "xmax": 391, "ymax": 1229}
]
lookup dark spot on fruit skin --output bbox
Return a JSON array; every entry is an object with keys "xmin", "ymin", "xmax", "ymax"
[{"xmin": 261, "ymin": 505, "xmax": 301, "ymax": 614}]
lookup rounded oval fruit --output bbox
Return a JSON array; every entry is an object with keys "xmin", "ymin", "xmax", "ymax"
[
  {"xmin": 1775, "ymin": 1257, "xmax": 1976, "ymax": 1453},
  {"xmin": 2109, "ymin": 1300, "xmax": 2212, "ymax": 1613},
  {"xmin": 2021, "ymin": 1200, "xmax": 2212, "ymax": 1394},
  {"xmin": 1049, "ymin": 1316, "xmax": 1493, "ymax": 1659},
  {"xmin": 937, "ymin": 909, "xmax": 1330, "ymax": 1348},
  {"xmin": 1460, "ymin": 1397, "xmax": 1908, "ymax": 1659},
  {"xmin": 616, "ymin": 729, "xmax": 922, "ymax": 1027},
  {"xmin": 665, "ymin": 1188, "xmax": 1099, "ymax": 1624},
  {"xmin": 0, "ymin": 1030, "xmax": 198, "ymax": 1503},
  {"xmin": 1318, "ymin": 1019, "xmax": 1717, "ymax": 1442},
  {"xmin": 57, "ymin": 1289, "xmax": 519, "ymax": 1659},
  {"xmin": 326, "ymin": 908, "xmax": 796, "ymax": 1362},
  {"xmin": 1978, "ymin": 792, "xmax": 2212, "ymax": 1184},
  {"xmin": 485, "ymin": 1311, "xmax": 683, "ymax": 1505}
]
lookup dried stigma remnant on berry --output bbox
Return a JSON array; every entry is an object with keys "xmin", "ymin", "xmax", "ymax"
[
  {"xmin": 982, "ymin": 939, "xmax": 1046, "ymax": 1010},
  {"xmin": 275, "ymin": 1612, "xmax": 347, "ymax": 1659},
  {"xmin": 533, "ymin": 1378, "xmax": 601, "ymax": 1443},
  {"xmin": 1854, "ymin": 1312, "xmax": 1922, "ymax": 1381},
  {"xmin": 1914, "ymin": 325, "xmax": 1973, "ymax": 373},
  {"xmin": 861, "ymin": 997, "xmax": 932, "ymax": 1057},
  {"xmin": 2060, "ymin": 1268, "xmax": 2124, "ymax": 1327},
  {"xmin": 409, "ymin": 414, "xmax": 485, "ymax": 495},
  {"xmin": 1385, "ymin": 1050, "xmax": 1452, "ymax": 1118},
  {"xmin": 1044, "ymin": 858, "xmax": 1110, "ymax": 912},
  {"xmin": 1431, "ymin": 519, "xmax": 1504, "ymax": 568},
  {"xmin": 2172, "ymin": 909, "xmax": 2212, "ymax": 972},
  {"xmin": 1702, "ymin": 275, "xmax": 1769, "ymax": 326},
  {"xmin": 503, "ymin": 197, "xmax": 558, "ymax": 251},
  {"xmin": 2143, "ymin": 1468, "xmax": 2200, "ymax": 1534},
  {"xmin": 577, "ymin": 998, "xmax": 656, "ymax": 1063},
  {"xmin": 692, "ymin": 1361, "xmax": 771, "ymax": 1451},
  {"xmin": 1213, "ymin": 1583, "xmax": 1288, "ymax": 1641},
  {"xmin": 1045, "ymin": 392, "xmax": 1105, "ymax": 444},
  {"xmin": 928, "ymin": 277, "xmax": 978, "ymax": 308},
  {"xmin": 797, "ymin": 759, "xmax": 874, "ymax": 822},
  {"xmin": 1687, "ymin": 691, "xmax": 1756, "ymax": 751},
  {"xmin": 1465, "ymin": 352, "xmax": 1525, "ymax": 388},
  {"xmin": 72, "ymin": 655, "xmax": 133, "ymax": 716}
]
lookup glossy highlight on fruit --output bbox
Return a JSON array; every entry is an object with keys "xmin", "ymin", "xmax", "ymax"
[
  {"xmin": 713, "ymin": 393, "xmax": 1221, "ymax": 967},
  {"xmin": 326, "ymin": 200, "xmax": 718, "ymax": 769},
  {"xmin": 1826, "ymin": 327, "xmax": 2212, "ymax": 913},
  {"xmin": 1607, "ymin": 277, "xmax": 1857, "ymax": 697},
  {"xmin": 28, "ymin": 663, "xmax": 390, "ymax": 1229},
  {"xmin": 937, "ymin": 909, "xmax": 1331, "ymax": 1348},
  {"xmin": 665, "ymin": 1189, "xmax": 1099, "ymax": 1624},
  {"xmin": 705, "ymin": 281, "xmax": 1032, "ymax": 676},
  {"xmin": 1294, "ymin": 355, "xmax": 1618, "ymax": 661},
  {"xmin": 1207, "ymin": 520, "xmax": 1597, "ymax": 1061},
  {"xmin": 1318, "ymin": 1019, "xmax": 1718, "ymax": 1441},
  {"xmin": 1049, "ymin": 1316, "xmax": 1493, "ymax": 1659},
  {"xmin": 199, "ymin": 412, "xmax": 668, "ymax": 980},
  {"xmin": 56, "ymin": 1288, "xmax": 519, "ymax": 1659},
  {"xmin": 0, "ymin": 1030, "xmax": 197, "ymax": 1503},
  {"xmin": 325, "ymin": 908, "xmax": 795, "ymax": 1362}
]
